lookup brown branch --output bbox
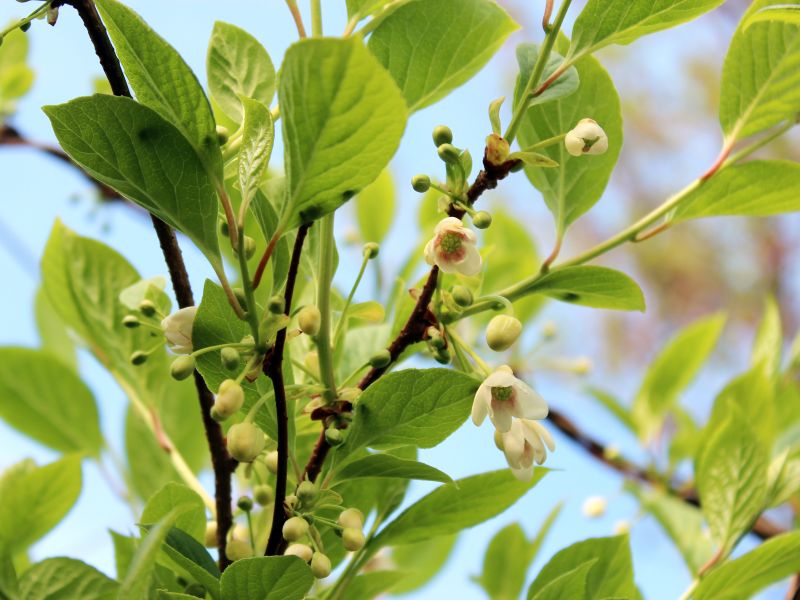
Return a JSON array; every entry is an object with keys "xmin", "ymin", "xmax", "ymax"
[
  {"xmin": 55, "ymin": 0, "xmax": 236, "ymax": 569},
  {"xmin": 264, "ymin": 224, "xmax": 310, "ymax": 556}
]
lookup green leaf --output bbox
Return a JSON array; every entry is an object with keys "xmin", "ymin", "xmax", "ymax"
[
  {"xmin": 513, "ymin": 44, "xmax": 579, "ymax": 109},
  {"xmin": 141, "ymin": 483, "xmax": 207, "ymax": 542},
  {"xmin": 533, "ymin": 559, "xmax": 595, "ymax": 600},
  {"xmin": 475, "ymin": 523, "xmax": 536, "ymax": 600},
  {"xmin": 695, "ymin": 531, "xmax": 800, "ymax": 599},
  {"xmin": 670, "ymin": 161, "xmax": 800, "ymax": 223},
  {"xmin": 526, "ymin": 535, "xmax": 636, "ymax": 600},
  {"xmin": 569, "ymin": 0, "xmax": 725, "ymax": 58},
  {"xmin": 751, "ymin": 296, "xmax": 783, "ymax": 375},
  {"xmin": 248, "ymin": 187, "xmax": 291, "ymax": 296},
  {"xmin": 0, "ymin": 347, "xmax": 102, "ymax": 455},
  {"xmin": 587, "ymin": 387, "xmax": 636, "ymax": 434},
  {"xmin": 95, "ymin": 0, "xmax": 221, "ymax": 178},
  {"xmin": 632, "ymin": 313, "xmax": 725, "ymax": 439},
  {"xmin": 719, "ymin": 1, "xmax": 800, "ymax": 140},
  {"xmin": 238, "ymin": 97, "xmax": 274, "ymax": 205},
  {"xmin": 390, "ymin": 535, "xmax": 457, "ymax": 594},
  {"xmin": 18, "ymin": 558, "xmax": 118, "ymax": 600},
  {"xmin": 0, "ymin": 456, "xmax": 82, "ymax": 553},
  {"xmin": 280, "ymin": 37, "xmax": 406, "ymax": 227},
  {"xmin": 767, "ymin": 447, "xmax": 800, "ymax": 507},
  {"xmin": 696, "ymin": 415, "xmax": 769, "ymax": 557},
  {"xmin": 34, "ymin": 287, "xmax": 76, "ymax": 371},
  {"xmin": 346, "ymin": 0, "xmax": 389, "ymax": 19},
  {"xmin": 0, "ymin": 545, "xmax": 18, "ymax": 600},
  {"xmin": 368, "ymin": 0, "xmax": 518, "ymax": 111},
  {"xmin": 159, "ymin": 527, "xmax": 221, "ymax": 600},
  {"xmin": 519, "ymin": 39, "xmax": 623, "ymax": 229},
  {"xmin": 515, "ymin": 266, "xmax": 645, "ymax": 311},
  {"xmin": 705, "ymin": 367, "xmax": 776, "ymax": 448},
  {"xmin": 43, "ymin": 96, "xmax": 221, "ymax": 265},
  {"xmin": 335, "ymin": 453, "xmax": 452, "ymax": 485},
  {"xmin": 354, "ymin": 168, "xmax": 395, "ymax": 244},
  {"xmin": 207, "ymin": 21, "xmax": 276, "ymax": 123},
  {"xmin": 0, "ymin": 27, "xmax": 33, "ymax": 111},
  {"xmin": 219, "ymin": 557, "xmax": 314, "ymax": 600},
  {"xmin": 347, "ymin": 571, "xmax": 406, "ymax": 600},
  {"xmin": 745, "ymin": 4, "xmax": 800, "ymax": 27},
  {"xmin": 340, "ymin": 369, "xmax": 479, "ymax": 455},
  {"xmin": 372, "ymin": 469, "xmax": 547, "ymax": 548}
]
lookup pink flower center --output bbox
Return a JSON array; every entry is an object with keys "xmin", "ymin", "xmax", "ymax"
[
  {"xmin": 491, "ymin": 385, "xmax": 514, "ymax": 403},
  {"xmin": 436, "ymin": 231, "xmax": 466, "ymax": 261}
]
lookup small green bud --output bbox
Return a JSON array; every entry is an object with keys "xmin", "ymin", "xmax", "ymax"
[
  {"xmin": 210, "ymin": 405, "xmax": 225, "ymax": 422},
  {"xmin": 226, "ymin": 422, "xmax": 266, "ymax": 463},
  {"xmin": 184, "ymin": 583, "xmax": 206, "ymax": 598},
  {"xmin": 170, "ymin": 355, "xmax": 196, "ymax": 381},
  {"xmin": 324, "ymin": 427, "xmax": 344, "ymax": 446},
  {"xmin": 362, "ymin": 242, "xmax": 380, "ymax": 259},
  {"xmin": 337, "ymin": 508, "xmax": 364, "ymax": 529},
  {"xmin": 220, "ymin": 347, "xmax": 240, "ymax": 370},
  {"xmin": 242, "ymin": 235, "xmax": 256, "ymax": 260},
  {"xmin": 411, "ymin": 174, "xmax": 431, "ymax": 193},
  {"xmin": 297, "ymin": 305, "xmax": 322, "ymax": 336},
  {"xmin": 214, "ymin": 379, "xmax": 245, "ymax": 419},
  {"xmin": 342, "ymin": 527, "xmax": 366, "ymax": 552},
  {"xmin": 368, "ymin": 349, "xmax": 392, "ymax": 369},
  {"xmin": 122, "ymin": 315, "xmax": 140, "ymax": 328},
  {"xmin": 225, "ymin": 539, "xmax": 254, "ymax": 561},
  {"xmin": 219, "ymin": 219, "xmax": 230, "ymax": 237},
  {"xmin": 426, "ymin": 327, "xmax": 446, "ymax": 350},
  {"xmin": 130, "ymin": 351, "xmax": 148, "ymax": 366},
  {"xmin": 452, "ymin": 285, "xmax": 474, "ymax": 307},
  {"xmin": 284, "ymin": 494, "xmax": 299, "ymax": 510},
  {"xmin": 216, "ymin": 125, "xmax": 229, "ymax": 145},
  {"xmin": 437, "ymin": 143, "xmax": 460, "ymax": 164},
  {"xmin": 284, "ymin": 543, "xmax": 313, "ymax": 562},
  {"xmin": 20, "ymin": 22, "xmax": 31, "ymax": 32},
  {"xmin": 297, "ymin": 481, "xmax": 317, "ymax": 506},
  {"xmin": 282, "ymin": 516, "xmax": 310, "ymax": 542},
  {"xmin": 233, "ymin": 287, "xmax": 248, "ymax": 310},
  {"xmin": 253, "ymin": 484, "xmax": 274, "ymax": 506},
  {"xmin": 310, "ymin": 552, "xmax": 332, "ymax": 579},
  {"xmin": 432, "ymin": 125, "xmax": 453, "ymax": 146},
  {"xmin": 204, "ymin": 521, "xmax": 217, "ymax": 548},
  {"xmin": 268, "ymin": 295, "xmax": 285, "ymax": 315},
  {"xmin": 486, "ymin": 314, "xmax": 522, "ymax": 352},
  {"xmin": 472, "ymin": 211, "xmax": 492, "ymax": 229},
  {"xmin": 237, "ymin": 496, "xmax": 254, "ymax": 512},
  {"xmin": 138, "ymin": 299, "xmax": 157, "ymax": 317},
  {"xmin": 433, "ymin": 347, "xmax": 451, "ymax": 365},
  {"xmin": 265, "ymin": 450, "xmax": 279, "ymax": 474}
]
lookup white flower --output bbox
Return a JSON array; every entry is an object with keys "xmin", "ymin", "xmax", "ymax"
[
  {"xmin": 472, "ymin": 365, "xmax": 548, "ymax": 432},
  {"xmin": 496, "ymin": 418, "xmax": 556, "ymax": 481},
  {"xmin": 424, "ymin": 217, "xmax": 482, "ymax": 276},
  {"xmin": 564, "ymin": 118, "xmax": 608, "ymax": 157},
  {"xmin": 582, "ymin": 495, "xmax": 608, "ymax": 518},
  {"xmin": 161, "ymin": 306, "xmax": 197, "ymax": 354}
]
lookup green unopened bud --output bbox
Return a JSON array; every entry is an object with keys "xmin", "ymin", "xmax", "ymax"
[
  {"xmin": 452, "ymin": 285, "xmax": 474, "ymax": 307},
  {"xmin": 220, "ymin": 347, "xmax": 240, "ymax": 371},
  {"xmin": 138, "ymin": 299, "xmax": 157, "ymax": 317},
  {"xmin": 411, "ymin": 174, "xmax": 431, "ymax": 193},
  {"xmin": 433, "ymin": 347, "xmax": 451, "ymax": 365},
  {"xmin": 242, "ymin": 235, "xmax": 256, "ymax": 260},
  {"xmin": 268, "ymin": 295, "xmax": 285, "ymax": 315},
  {"xmin": 310, "ymin": 552, "xmax": 332, "ymax": 579},
  {"xmin": 204, "ymin": 521, "xmax": 217, "ymax": 548},
  {"xmin": 337, "ymin": 508, "xmax": 364, "ymax": 529},
  {"xmin": 237, "ymin": 496, "xmax": 254, "ymax": 512},
  {"xmin": 253, "ymin": 484, "xmax": 274, "ymax": 506},
  {"xmin": 184, "ymin": 583, "xmax": 206, "ymax": 598},
  {"xmin": 170, "ymin": 355, "xmax": 196, "ymax": 380},
  {"xmin": 486, "ymin": 315, "xmax": 522, "ymax": 351},
  {"xmin": 338, "ymin": 387, "xmax": 362, "ymax": 403},
  {"xmin": 227, "ymin": 422, "xmax": 265, "ymax": 463},
  {"xmin": 265, "ymin": 450, "xmax": 279, "ymax": 474},
  {"xmin": 297, "ymin": 481, "xmax": 317, "ymax": 506},
  {"xmin": 214, "ymin": 379, "xmax": 245, "ymax": 418},
  {"xmin": 369, "ymin": 349, "xmax": 392, "ymax": 368},
  {"xmin": 282, "ymin": 516, "xmax": 310, "ymax": 542},
  {"xmin": 432, "ymin": 125, "xmax": 453, "ymax": 146},
  {"xmin": 342, "ymin": 527, "xmax": 366, "ymax": 551},
  {"xmin": 233, "ymin": 288, "xmax": 248, "ymax": 310},
  {"xmin": 437, "ymin": 143, "xmax": 460, "ymax": 164},
  {"xmin": 297, "ymin": 305, "xmax": 322, "ymax": 336},
  {"xmin": 472, "ymin": 211, "xmax": 492, "ymax": 229},
  {"xmin": 216, "ymin": 125, "xmax": 229, "ymax": 145},
  {"xmin": 122, "ymin": 315, "xmax": 140, "ymax": 328},
  {"xmin": 225, "ymin": 539, "xmax": 254, "ymax": 561},
  {"xmin": 324, "ymin": 427, "xmax": 343, "ymax": 446},
  {"xmin": 284, "ymin": 494, "xmax": 299, "ymax": 510},
  {"xmin": 130, "ymin": 351, "xmax": 148, "ymax": 366},
  {"xmin": 210, "ymin": 406, "xmax": 224, "ymax": 422},
  {"xmin": 284, "ymin": 543, "xmax": 313, "ymax": 562},
  {"xmin": 362, "ymin": 242, "xmax": 379, "ymax": 259}
]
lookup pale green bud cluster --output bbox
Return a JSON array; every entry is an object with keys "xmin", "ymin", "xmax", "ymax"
[{"xmin": 212, "ymin": 379, "xmax": 244, "ymax": 420}]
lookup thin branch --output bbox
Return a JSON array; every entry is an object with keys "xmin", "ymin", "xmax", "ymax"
[
  {"xmin": 264, "ymin": 224, "xmax": 310, "ymax": 556},
  {"xmin": 55, "ymin": 0, "xmax": 236, "ymax": 569}
]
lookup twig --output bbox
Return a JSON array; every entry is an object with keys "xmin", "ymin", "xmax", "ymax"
[
  {"xmin": 54, "ymin": 0, "xmax": 236, "ymax": 570},
  {"xmin": 264, "ymin": 224, "xmax": 310, "ymax": 556}
]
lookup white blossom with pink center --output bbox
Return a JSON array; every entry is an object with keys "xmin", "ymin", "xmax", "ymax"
[
  {"xmin": 471, "ymin": 365, "xmax": 548, "ymax": 432},
  {"xmin": 423, "ymin": 217, "xmax": 482, "ymax": 276}
]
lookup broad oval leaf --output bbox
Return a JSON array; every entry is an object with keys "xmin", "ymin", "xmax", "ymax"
[
  {"xmin": 219, "ymin": 556, "xmax": 314, "ymax": 600},
  {"xmin": 280, "ymin": 37, "xmax": 406, "ymax": 227},
  {"xmin": 476, "ymin": 523, "xmax": 536, "ymax": 600},
  {"xmin": 0, "ymin": 347, "xmax": 102, "ymax": 455},
  {"xmin": 513, "ymin": 44, "xmax": 579, "ymax": 109},
  {"xmin": 354, "ymin": 168, "xmax": 395, "ymax": 244},
  {"xmin": 238, "ymin": 97, "xmax": 274, "ymax": 205},
  {"xmin": 745, "ymin": 4, "xmax": 800, "ymax": 27},
  {"xmin": 533, "ymin": 559, "xmax": 595, "ymax": 600},
  {"xmin": 367, "ymin": 0, "xmax": 518, "ymax": 111},
  {"xmin": 18, "ymin": 558, "xmax": 118, "ymax": 600},
  {"xmin": 334, "ymin": 453, "xmax": 452, "ymax": 485},
  {"xmin": 140, "ymin": 483, "xmax": 207, "ymax": 542}
]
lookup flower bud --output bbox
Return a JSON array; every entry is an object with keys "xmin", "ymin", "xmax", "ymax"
[
  {"xmin": 220, "ymin": 347, "xmax": 240, "ymax": 371},
  {"xmin": 170, "ymin": 355, "xmax": 196, "ymax": 381},
  {"xmin": 284, "ymin": 543, "xmax": 313, "ymax": 562},
  {"xmin": 122, "ymin": 315, "xmax": 140, "ymax": 329},
  {"xmin": 204, "ymin": 521, "xmax": 217, "ymax": 548},
  {"xmin": 472, "ymin": 211, "xmax": 492, "ymax": 229},
  {"xmin": 337, "ymin": 508, "xmax": 364, "ymax": 529},
  {"xmin": 161, "ymin": 306, "xmax": 196, "ymax": 354},
  {"xmin": 486, "ymin": 315, "xmax": 522, "ymax": 352},
  {"xmin": 297, "ymin": 305, "xmax": 322, "ymax": 336},
  {"xmin": 342, "ymin": 527, "xmax": 366, "ymax": 551},
  {"xmin": 268, "ymin": 295, "xmax": 286, "ymax": 315},
  {"xmin": 253, "ymin": 484, "xmax": 274, "ymax": 506},
  {"xmin": 227, "ymin": 422, "xmax": 265, "ymax": 463},
  {"xmin": 138, "ymin": 299, "xmax": 157, "ymax": 317},
  {"xmin": 216, "ymin": 125, "xmax": 229, "ymax": 145},
  {"xmin": 325, "ymin": 427, "xmax": 344, "ymax": 446},
  {"xmin": 242, "ymin": 236, "xmax": 256, "ymax": 260},
  {"xmin": 432, "ymin": 125, "xmax": 453, "ymax": 146},
  {"xmin": 437, "ymin": 143, "xmax": 460, "ymax": 164},
  {"xmin": 225, "ymin": 539, "xmax": 254, "ymax": 561},
  {"xmin": 411, "ymin": 174, "xmax": 431, "ymax": 193},
  {"xmin": 130, "ymin": 351, "xmax": 148, "ymax": 366},
  {"xmin": 426, "ymin": 327, "xmax": 446, "ymax": 350},
  {"xmin": 284, "ymin": 494, "xmax": 299, "ymax": 510},
  {"xmin": 369, "ymin": 349, "xmax": 392, "ymax": 368},
  {"xmin": 310, "ymin": 552, "xmax": 332, "ymax": 579},
  {"xmin": 282, "ymin": 517, "xmax": 310, "ymax": 542},
  {"xmin": 451, "ymin": 286, "xmax": 473, "ymax": 307},
  {"xmin": 582, "ymin": 495, "xmax": 607, "ymax": 519},
  {"xmin": 237, "ymin": 496, "xmax": 254, "ymax": 512},
  {"xmin": 485, "ymin": 133, "xmax": 510, "ymax": 166},
  {"xmin": 297, "ymin": 481, "xmax": 317, "ymax": 506},
  {"xmin": 214, "ymin": 379, "xmax": 245, "ymax": 419},
  {"xmin": 265, "ymin": 451, "xmax": 279, "ymax": 474},
  {"xmin": 338, "ymin": 387, "xmax": 362, "ymax": 403},
  {"xmin": 565, "ymin": 118, "xmax": 608, "ymax": 157},
  {"xmin": 362, "ymin": 242, "xmax": 379, "ymax": 259}
]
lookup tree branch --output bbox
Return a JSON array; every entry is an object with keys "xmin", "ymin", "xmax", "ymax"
[{"xmin": 55, "ymin": 0, "xmax": 236, "ymax": 569}]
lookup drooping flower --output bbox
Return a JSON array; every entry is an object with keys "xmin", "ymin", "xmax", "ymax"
[
  {"xmin": 496, "ymin": 418, "xmax": 556, "ymax": 481},
  {"xmin": 564, "ymin": 118, "xmax": 608, "ymax": 157},
  {"xmin": 424, "ymin": 217, "xmax": 482, "ymax": 276},
  {"xmin": 472, "ymin": 366, "xmax": 548, "ymax": 432},
  {"xmin": 160, "ymin": 306, "xmax": 197, "ymax": 354}
]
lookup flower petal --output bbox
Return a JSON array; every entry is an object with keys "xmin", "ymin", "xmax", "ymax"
[
  {"xmin": 455, "ymin": 245, "xmax": 482, "ymax": 276},
  {"xmin": 515, "ymin": 383, "xmax": 549, "ymax": 420},
  {"xmin": 471, "ymin": 385, "xmax": 490, "ymax": 426}
]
